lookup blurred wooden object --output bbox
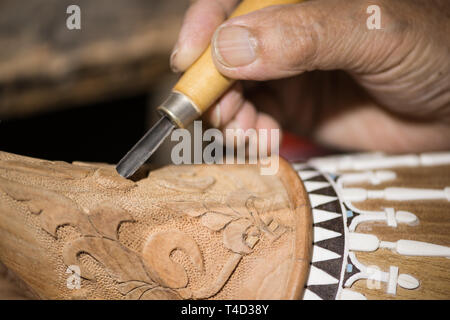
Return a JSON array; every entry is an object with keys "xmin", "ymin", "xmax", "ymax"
[{"xmin": 0, "ymin": 0, "xmax": 189, "ymax": 119}]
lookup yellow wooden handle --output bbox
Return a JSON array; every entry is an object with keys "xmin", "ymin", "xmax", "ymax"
[{"xmin": 173, "ymin": 0, "xmax": 302, "ymax": 115}]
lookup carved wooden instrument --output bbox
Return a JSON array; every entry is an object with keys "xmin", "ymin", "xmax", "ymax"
[
  {"xmin": 0, "ymin": 151, "xmax": 449, "ymax": 299},
  {"xmin": 116, "ymin": 0, "xmax": 303, "ymax": 178}
]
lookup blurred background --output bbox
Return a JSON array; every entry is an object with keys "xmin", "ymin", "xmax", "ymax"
[{"xmin": 0, "ymin": 0, "xmax": 328, "ymax": 166}]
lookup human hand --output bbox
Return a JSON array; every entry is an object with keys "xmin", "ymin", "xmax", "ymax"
[{"xmin": 170, "ymin": 0, "xmax": 450, "ymax": 153}]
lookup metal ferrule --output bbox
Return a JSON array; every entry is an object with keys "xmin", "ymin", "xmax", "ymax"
[{"xmin": 157, "ymin": 91, "xmax": 201, "ymax": 128}]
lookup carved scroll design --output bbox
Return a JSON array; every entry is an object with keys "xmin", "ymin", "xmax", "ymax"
[
  {"xmin": 142, "ymin": 231, "xmax": 204, "ymax": 289},
  {"xmin": 166, "ymin": 189, "xmax": 286, "ymax": 255}
]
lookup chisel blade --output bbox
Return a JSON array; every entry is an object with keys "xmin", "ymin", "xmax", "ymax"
[{"xmin": 116, "ymin": 115, "xmax": 175, "ymax": 178}]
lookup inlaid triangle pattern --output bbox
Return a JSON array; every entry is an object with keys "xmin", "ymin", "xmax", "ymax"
[{"xmin": 296, "ymin": 167, "xmax": 345, "ymax": 300}]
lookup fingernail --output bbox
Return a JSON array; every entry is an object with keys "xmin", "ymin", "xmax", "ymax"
[
  {"xmin": 212, "ymin": 104, "xmax": 221, "ymax": 128},
  {"xmin": 213, "ymin": 25, "xmax": 257, "ymax": 68},
  {"xmin": 170, "ymin": 45, "xmax": 180, "ymax": 73}
]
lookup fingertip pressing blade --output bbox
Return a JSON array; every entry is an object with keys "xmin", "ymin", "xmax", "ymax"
[{"xmin": 116, "ymin": 116, "xmax": 175, "ymax": 178}]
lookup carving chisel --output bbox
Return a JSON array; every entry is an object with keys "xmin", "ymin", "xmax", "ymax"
[{"xmin": 116, "ymin": 0, "xmax": 302, "ymax": 178}]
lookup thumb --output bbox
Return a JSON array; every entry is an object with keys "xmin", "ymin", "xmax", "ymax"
[{"xmin": 211, "ymin": 0, "xmax": 401, "ymax": 80}]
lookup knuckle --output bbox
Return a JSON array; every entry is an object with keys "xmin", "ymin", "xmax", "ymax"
[
  {"xmin": 274, "ymin": 6, "xmax": 322, "ymax": 71},
  {"xmin": 256, "ymin": 6, "xmax": 322, "ymax": 71}
]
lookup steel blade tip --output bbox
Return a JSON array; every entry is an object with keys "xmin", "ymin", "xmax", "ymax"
[{"xmin": 116, "ymin": 116, "xmax": 175, "ymax": 178}]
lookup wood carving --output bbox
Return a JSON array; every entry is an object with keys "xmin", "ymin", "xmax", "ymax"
[
  {"xmin": 0, "ymin": 151, "xmax": 311, "ymax": 299},
  {"xmin": 1, "ymin": 150, "xmax": 449, "ymax": 300}
]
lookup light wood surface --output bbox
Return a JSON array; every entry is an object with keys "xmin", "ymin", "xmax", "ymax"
[{"xmin": 173, "ymin": 0, "xmax": 302, "ymax": 114}]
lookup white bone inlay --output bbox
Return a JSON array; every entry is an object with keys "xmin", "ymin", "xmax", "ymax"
[
  {"xmin": 342, "ymin": 187, "xmax": 450, "ymax": 202},
  {"xmin": 338, "ymin": 170, "xmax": 396, "ymax": 187},
  {"xmin": 298, "ymin": 170, "xmax": 320, "ymax": 180},
  {"xmin": 420, "ymin": 152, "xmax": 450, "ymax": 166},
  {"xmin": 385, "ymin": 208, "xmax": 397, "ymax": 227},
  {"xmin": 349, "ymin": 233, "xmax": 380, "ymax": 252},
  {"xmin": 339, "ymin": 289, "xmax": 367, "ymax": 300},
  {"xmin": 307, "ymin": 266, "xmax": 339, "ymax": 286},
  {"xmin": 312, "ymin": 245, "xmax": 341, "ymax": 263},
  {"xmin": 304, "ymin": 181, "xmax": 331, "ymax": 192},
  {"xmin": 345, "ymin": 253, "xmax": 420, "ymax": 294},
  {"xmin": 303, "ymin": 289, "xmax": 323, "ymax": 300},
  {"xmin": 387, "ymin": 266, "xmax": 399, "ymax": 295},
  {"xmin": 295, "ymin": 152, "xmax": 450, "ymax": 300},
  {"xmin": 397, "ymin": 274, "xmax": 420, "ymax": 290},
  {"xmin": 312, "ymin": 209, "xmax": 341, "ymax": 224},
  {"xmin": 309, "ymin": 152, "xmax": 450, "ymax": 172},
  {"xmin": 309, "ymin": 194, "xmax": 338, "ymax": 207},
  {"xmin": 349, "ymin": 233, "xmax": 450, "ymax": 258},
  {"xmin": 347, "ymin": 205, "xmax": 418, "ymax": 231},
  {"xmin": 314, "ymin": 227, "xmax": 341, "ymax": 242}
]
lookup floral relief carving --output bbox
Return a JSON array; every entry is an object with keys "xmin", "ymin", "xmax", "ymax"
[
  {"xmin": 0, "ymin": 171, "xmax": 201, "ymax": 299},
  {"xmin": 0, "ymin": 157, "xmax": 294, "ymax": 300},
  {"xmin": 162, "ymin": 185, "xmax": 289, "ymax": 299},
  {"xmin": 165, "ymin": 189, "xmax": 287, "ymax": 256}
]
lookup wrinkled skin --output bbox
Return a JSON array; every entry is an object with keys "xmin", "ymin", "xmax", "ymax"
[{"xmin": 170, "ymin": 0, "xmax": 450, "ymax": 152}]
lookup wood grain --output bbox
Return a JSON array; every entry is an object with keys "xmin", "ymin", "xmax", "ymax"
[
  {"xmin": 349, "ymin": 165, "xmax": 450, "ymax": 299},
  {"xmin": 277, "ymin": 158, "xmax": 313, "ymax": 299}
]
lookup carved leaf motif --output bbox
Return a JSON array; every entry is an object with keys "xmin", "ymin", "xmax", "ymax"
[
  {"xmin": 201, "ymin": 212, "xmax": 234, "ymax": 231},
  {"xmin": 0, "ymin": 177, "xmax": 97, "ymax": 237},
  {"xmin": 225, "ymin": 190, "xmax": 254, "ymax": 219},
  {"xmin": 88, "ymin": 202, "xmax": 133, "ymax": 240},
  {"xmin": 121, "ymin": 283, "xmax": 182, "ymax": 300},
  {"xmin": 142, "ymin": 230, "xmax": 204, "ymax": 289},
  {"xmin": 63, "ymin": 237, "xmax": 151, "ymax": 283},
  {"xmin": 222, "ymin": 219, "xmax": 253, "ymax": 254},
  {"xmin": 118, "ymin": 281, "xmax": 150, "ymax": 295},
  {"xmin": 193, "ymin": 253, "xmax": 242, "ymax": 299}
]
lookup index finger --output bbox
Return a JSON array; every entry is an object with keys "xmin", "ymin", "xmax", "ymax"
[{"xmin": 171, "ymin": 0, "xmax": 240, "ymax": 72}]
